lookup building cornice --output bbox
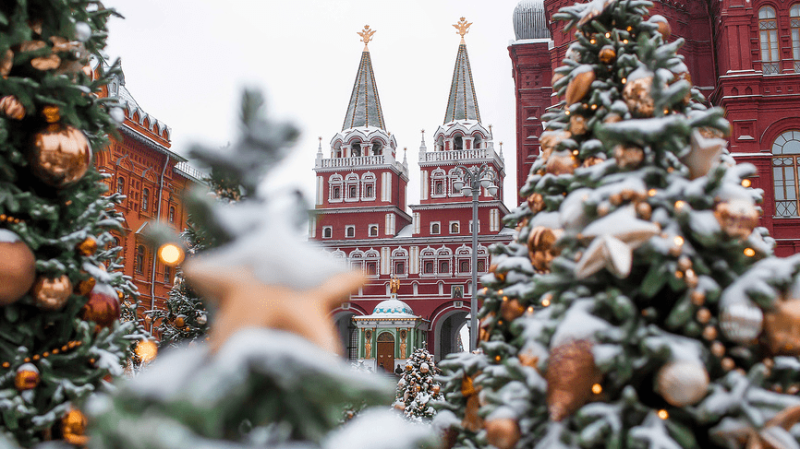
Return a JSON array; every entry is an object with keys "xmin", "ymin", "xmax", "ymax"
[
  {"xmin": 312, "ymin": 205, "xmax": 412, "ymax": 221},
  {"xmin": 410, "ymin": 200, "xmax": 511, "ymax": 215},
  {"xmin": 120, "ymin": 125, "xmax": 186, "ymax": 163},
  {"xmin": 315, "ymin": 230, "xmax": 514, "ymax": 248}
]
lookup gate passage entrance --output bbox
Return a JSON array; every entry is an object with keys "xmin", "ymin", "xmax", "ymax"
[{"xmin": 377, "ymin": 332, "xmax": 395, "ymax": 372}]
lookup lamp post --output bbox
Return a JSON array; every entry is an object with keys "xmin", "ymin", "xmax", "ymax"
[{"xmin": 452, "ymin": 163, "xmax": 499, "ymax": 352}]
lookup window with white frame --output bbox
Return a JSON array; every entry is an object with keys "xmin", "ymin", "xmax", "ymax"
[
  {"xmin": 469, "ymin": 220, "xmax": 481, "ymax": 233},
  {"xmin": 792, "ymin": 4, "xmax": 800, "ymax": 72},
  {"xmin": 345, "ymin": 226, "xmax": 355, "ymax": 238},
  {"xmin": 362, "ymin": 172, "xmax": 376, "ymax": 200},
  {"xmin": 364, "ymin": 249, "xmax": 380, "ymax": 277},
  {"xmin": 472, "ymin": 132, "xmax": 484, "ymax": 149},
  {"xmin": 329, "ymin": 174, "xmax": 343, "ymax": 202},
  {"xmin": 368, "ymin": 224, "xmax": 379, "ymax": 237},
  {"xmin": 322, "ymin": 226, "xmax": 333, "ymax": 239},
  {"xmin": 477, "ymin": 245, "xmax": 489, "ymax": 273},
  {"xmin": 450, "ymin": 221, "xmax": 460, "ymax": 234},
  {"xmin": 431, "ymin": 222, "xmax": 441, "ymax": 235},
  {"xmin": 345, "ymin": 173, "xmax": 359, "ymax": 201},
  {"xmin": 349, "ymin": 249, "xmax": 364, "ymax": 272},
  {"xmin": 456, "ymin": 245, "xmax": 471, "ymax": 274},
  {"xmin": 773, "ymin": 130, "xmax": 800, "ymax": 217},
  {"xmin": 392, "ymin": 247, "xmax": 408, "ymax": 276},
  {"xmin": 420, "ymin": 247, "xmax": 436, "ymax": 275},
  {"xmin": 449, "ymin": 168, "xmax": 464, "ymax": 197},
  {"xmin": 431, "ymin": 169, "xmax": 447, "ymax": 198},
  {"xmin": 436, "ymin": 246, "xmax": 452, "ymax": 276},
  {"xmin": 760, "ymin": 6, "xmax": 780, "ymax": 74}
]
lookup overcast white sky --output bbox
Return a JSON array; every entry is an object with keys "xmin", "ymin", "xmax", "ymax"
[{"xmin": 103, "ymin": 0, "xmax": 524, "ymax": 207}]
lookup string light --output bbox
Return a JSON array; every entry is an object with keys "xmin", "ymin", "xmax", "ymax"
[
  {"xmin": 623, "ymin": 39, "xmax": 629, "ymax": 44},
  {"xmin": 1, "ymin": 341, "xmax": 82, "ymax": 370},
  {"xmin": 648, "ymin": 189, "xmax": 657, "ymax": 197},
  {"xmin": 742, "ymin": 179, "xmax": 752, "ymax": 188},
  {"xmin": 674, "ymin": 236, "xmax": 685, "ymax": 246},
  {"xmin": 674, "ymin": 200, "xmax": 686, "ymax": 211},
  {"xmin": 527, "ymin": 306, "xmax": 535, "ymax": 314},
  {"xmin": 658, "ymin": 409, "xmax": 669, "ymax": 420},
  {"xmin": 541, "ymin": 297, "xmax": 551, "ymax": 307},
  {"xmin": 158, "ymin": 243, "xmax": 185, "ymax": 267},
  {"xmin": 605, "ymin": 33, "xmax": 611, "ymax": 38},
  {"xmin": 590, "ymin": 38, "xmax": 597, "ymax": 45},
  {"xmin": 591, "ymin": 104, "xmax": 598, "ymax": 110},
  {"xmin": 744, "ymin": 248, "xmax": 756, "ymax": 257},
  {"xmin": 621, "ymin": 77, "xmax": 627, "ymax": 84},
  {"xmin": 592, "ymin": 384, "xmax": 603, "ymax": 394}
]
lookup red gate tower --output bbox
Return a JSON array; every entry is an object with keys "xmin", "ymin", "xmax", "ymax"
[
  {"xmin": 510, "ymin": 0, "xmax": 800, "ymax": 255},
  {"xmin": 312, "ymin": 22, "xmax": 512, "ymax": 367}
]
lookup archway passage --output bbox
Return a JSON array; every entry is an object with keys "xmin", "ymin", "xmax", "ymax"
[
  {"xmin": 334, "ymin": 312, "xmax": 358, "ymax": 360},
  {"xmin": 436, "ymin": 310, "xmax": 469, "ymax": 362},
  {"xmin": 377, "ymin": 332, "xmax": 395, "ymax": 373}
]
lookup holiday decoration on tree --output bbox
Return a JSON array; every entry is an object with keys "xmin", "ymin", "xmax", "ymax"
[
  {"xmin": 0, "ymin": 1, "xmax": 140, "ymax": 445},
  {"xmin": 393, "ymin": 348, "xmax": 443, "ymax": 422},
  {"xmin": 435, "ymin": 1, "xmax": 800, "ymax": 448},
  {"xmin": 89, "ymin": 91, "xmax": 437, "ymax": 449}
]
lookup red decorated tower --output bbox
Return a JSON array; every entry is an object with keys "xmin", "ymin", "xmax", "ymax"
[
  {"xmin": 510, "ymin": 0, "xmax": 800, "ymax": 255},
  {"xmin": 312, "ymin": 23, "xmax": 512, "ymax": 368}
]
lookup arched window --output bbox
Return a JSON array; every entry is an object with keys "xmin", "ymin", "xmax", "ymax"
[
  {"xmin": 362, "ymin": 172, "xmax": 376, "ymax": 200},
  {"xmin": 450, "ymin": 222, "xmax": 460, "ymax": 234},
  {"xmin": 392, "ymin": 247, "xmax": 408, "ymax": 276},
  {"xmin": 436, "ymin": 247, "xmax": 453, "ymax": 276},
  {"xmin": 792, "ymin": 4, "xmax": 800, "ymax": 71},
  {"xmin": 372, "ymin": 141, "xmax": 383, "ymax": 156},
  {"xmin": 454, "ymin": 134, "xmax": 464, "ymax": 150},
  {"xmin": 773, "ymin": 130, "xmax": 800, "ymax": 217},
  {"xmin": 365, "ymin": 249, "xmax": 380, "ymax": 276},
  {"xmin": 431, "ymin": 223, "xmax": 440, "ymax": 234},
  {"xmin": 116, "ymin": 177, "xmax": 125, "ymax": 194},
  {"xmin": 473, "ymin": 132, "xmax": 484, "ymax": 149},
  {"xmin": 142, "ymin": 188, "xmax": 149, "ymax": 211},
  {"xmin": 135, "ymin": 245, "xmax": 145, "ymax": 274},
  {"xmin": 349, "ymin": 249, "xmax": 364, "ymax": 272},
  {"xmin": 431, "ymin": 169, "xmax": 446, "ymax": 198},
  {"xmin": 169, "ymin": 206, "xmax": 175, "ymax": 223},
  {"xmin": 760, "ymin": 6, "xmax": 780, "ymax": 74},
  {"xmin": 345, "ymin": 173, "xmax": 359, "ymax": 201},
  {"xmin": 449, "ymin": 168, "xmax": 464, "ymax": 197},
  {"xmin": 351, "ymin": 142, "xmax": 362, "ymax": 157},
  {"xmin": 323, "ymin": 227, "xmax": 333, "ymax": 238},
  {"xmin": 329, "ymin": 174, "xmax": 343, "ymax": 202},
  {"xmin": 369, "ymin": 225, "xmax": 379, "ymax": 237},
  {"xmin": 164, "ymin": 266, "xmax": 171, "ymax": 284},
  {"xmin": 420, "ymin": 248, "xmax": 436, "ymax": 275}
]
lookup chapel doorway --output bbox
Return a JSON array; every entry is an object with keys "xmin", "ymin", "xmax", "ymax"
[{"xmin": 376, "ymin": 332, "xmax": 395, "ymax": 373}]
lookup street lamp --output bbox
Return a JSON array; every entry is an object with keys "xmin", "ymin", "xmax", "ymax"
[{"xmin": 454, "ymin": 162, "xmax": 499, "ymax": 352}]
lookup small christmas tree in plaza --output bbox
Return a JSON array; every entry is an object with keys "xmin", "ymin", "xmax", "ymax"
[
  {"xmin": 394, "ymin": 348, "xmax": 443, "ymax": 422},
  {"xmin": 437, "ymin": 1, "xmax": 800, "ymax": 449},
  {"xmin": 0, "ymin": 0, "xmax": 142, "ymax": 445},
  {"xmin": 88, "ymin": 91, "xmax": 438, "ymax": 449}
]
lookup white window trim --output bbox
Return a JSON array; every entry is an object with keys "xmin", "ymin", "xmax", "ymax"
[
  {"xmin": 449, "ymin": 220, "xmax": 460, "ymax": 234},
  {"xmin": 368, "ymin": 224, "xmax": 379, "ymax": 237},
  {"xmin": 362, "ymin": 172, "xmax": 376, "ymax": 201},
  {"xmin": 345, "ymin": 225, "xmax": 356, "ymax": 238},
  {"xmin": 322, "ymin": 226, "xmax": 333, "ymax": 239},
  {"xmin": 430, "ymin": 221, "xmax": 441, "ymax": 235},
  {"xmin": 345, "ymin": 183, "xmax": 359, "ymax": 202}
]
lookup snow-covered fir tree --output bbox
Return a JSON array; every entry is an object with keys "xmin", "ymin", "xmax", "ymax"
[
  {"xmin": 0, "ymin": 1, "xmax": 142, "ymax": 445},
  {"xmin": 88, "ymin": 91, "xmax": 437, "ymax": 449},
  {"xmin": 437, "ymin": 1, "xmax": 800, "ymax": 449},
  {"xmin": 394, "ymin": 348, "xmax": 443, "ymax": 422}
]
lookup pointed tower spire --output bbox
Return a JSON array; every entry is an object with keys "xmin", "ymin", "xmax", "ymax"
[
  {"xmin": 342, "ymin": 25, "xmax": 386, "ymax": 131},
  {"xmin": 444, "ymin": 17, "xmax": 481, "ymax": 124}
]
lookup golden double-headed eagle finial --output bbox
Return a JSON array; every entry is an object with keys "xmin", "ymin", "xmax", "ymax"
[
  {"xmin": 357, "ymin": 25, "xmax": 376, "ymax": 51},
  {"xmin": 390, "ymin": 276, "xmax": 400, "ymax": 294},
  {"xmin": 453, "ymin": 17, "xmax": 472, "ymax": 44}
]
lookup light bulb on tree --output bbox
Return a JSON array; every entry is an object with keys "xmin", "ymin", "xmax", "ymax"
[{"xmin": 158, "ymin": 243, "xmax": 185, "ymax": 267}]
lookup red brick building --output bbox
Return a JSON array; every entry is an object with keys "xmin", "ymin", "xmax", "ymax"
[
  {"xmin": 311, "ymin": 26, "xmax": 511, "ymax": 367},
  {"xmin": 509, "ymin": 0, "xmax": 800, "ymax": 256},
  {"xmin": 94, "ymin": 66, "xmax": 200, "ymax": 319}
]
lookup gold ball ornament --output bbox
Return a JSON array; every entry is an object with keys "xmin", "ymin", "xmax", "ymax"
[
  {"xmin": 0, "ymin": 230, "xmax": 36, "ymax": 306},
  {"xmin": 420, "ymin": 362, "xmax": 430, "ymax": 374},
  {"xmin": 14, "ymin": 363, "xmax": 40, "ymax": 390},
  {"xmin": 652, "ymin": 16, "xmax": 672, "ymax": 41},
  {"xmin": 174, "ymin": 315, "xmax": 186, "ymax": 328},
  {"xmin": 764, "ymin": 299, "xmax": 800, "ymax": 356},
  {"xmin": 714, "ymin": 199, "xmax": 758, "ymax": 240},
  {"xmin": 405, "ymin": 364, "xmax": 413, "ymax": 371},
  {"xmin": 569, "ymin": 115, "xmax": 588, "ymax": 135},
  {"xmin": 74, "ymin": 276, "xmax": 96, "ymax": 296},
  {"xmin": 566, "ymin": 69, "xmax": 596, "ymax": 106},
  {"xmin": 60, "ymin": 408, "xmax": 89, "ymax": 446},
  {"xmin": 500, "ymin": 298, "xmax": 526, "ymax": 323},
  {"xmin": 539, "ymin": 130, "xmax": 571, "ymax": 161},
  {"xmin": 528, "ymin": 226, "xmax": 563, "ymax": 273},
  {"xmin": 0, "ymin": 96, "xmax": 25, "ymax": 120},
  {"xmin": 30, "ymin": 107, "xmax": 92, "ymax": 188},
  {"xmin": 485, "ymin": 418, "xmax": 521, "ymax": 449},
  {"xmin": 33, "ymin": 275, "xmax": 72, "ymax": 311},
  {"xmin": 546, "ymin": 339, "xmax": 600, "ymax": 421},
  {"xmin": 657, "ymin": 360, "xmax": 709, "ymax": 406},
  {"xmin": 76, "ymin": 236, "xmax": 97, "ymax": 256},
  {"xmin": 614, "ymin": 144, "xmax": 645, "ymax": 169},
  {"xmin": 134, "ymin": 340, "xmax": 158, "ymax": 364},
  {"xmin": 432, "ymin": 384, "xmax": 441, "ymax": 395},
  {"xmin": 0, "ymin": 49, "xmax": 13, "ymax": 78},
  {"xmin": 546, "ymin": 150, "xmax": 579, "ymax": 176},
  {"xmin": 598, "ymin": 45, "xmax": 616, "ymax": 64},
  {"xmin": 527, "ymin": 193, "xmax": 545, "ymax": 215},
  {"xmin": 552, "ymin": 72, "xmax": 565, "ymax": 87},
  {"xmin": 80, "ymin": 283, "xmax": 121, "ymax": 329},
  {"xmin": 636, "ymin": 202, "xmax": 652, "ymax": 220},
  {"xmin": 623, "ymin": 76, "xmax": 655, "ymax": 117}
]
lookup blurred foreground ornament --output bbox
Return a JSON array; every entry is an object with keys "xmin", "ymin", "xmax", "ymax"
[
  {"xmin": 81, "ymin": 283, "xmax": 121, "ymax": 329},
  {"xmin": 485, "ymin": 418, "xmax": 521, "ymax": 449},
  {"xmin": 598, "ymin": 45, "xmax": 616, "ymax": 64},
  {"xmin": 14, "ymin": 363, "xmax": 39, "ymax": 390},
  {"xmin": 540, "ymin": 130, "xmax": 571, "ymax": 161},
  {"xmin": 714, "ymin": 198, "xmax": 758, "ymax": 240},
  {"xmin": 623, "ymin": 76, "xmax": 655, "ymax": 117},
  {"xmin": 546, "ymin": 339, "xmax": 599, "ymax": 421},
  {"xmin": 711, "ymin": 404, "xmax": 800, "ymax": 449},
  {"xmin": 720, "ymin": 299, "xmax": 763, "ymax": 344},
  {"xmin": 0, "ymin": 230, "xmax": 36, "ymax": 306},
  {"xmin": 76, "ymin": 236, "xmax": 97, "ymax": 256},
  {"xmin": 650, "ymin": 16, "xmax": 671, "ymax": 41},
  {"xmin": 566, "ymin": 68, "xmax": 595, "ymax": 106},
  {"xmin": 613, "ymin": 144, "xmax": 644, "ymax": 169},
  {"xmin": 134, "ymin": 340, "xmax": 158, "ymax": 364},
  {"xmin": 0, "ymin": 96, "xmax": 25, "ymax": 119},
  {"xmin": 33, "ymin": 275, "xmax": 72, "ymax": 310},
  {"xmin": 30, "ymin": 106, "xmax": 92, "ymax": 187},
  {"xmin": 158, "ymin": 243, "xmax": 185, "ymax": 267},
  {"xmin": 764, "ymin": 299, "xmax": 800, "ymax": 356},
  {"xmin": 575, "ymin": 206, "xmax": 659, "ymax": 279},
  {"xmin": 174, "ymin": 315, "xmax": 186, "ymax": 328},
  {"xmin": 527, "ymin": 193, "xmax": 545, "ymax": 215},
  {"xmin": 569, "ymin": 115, "xmax": 588, "ymax": 135},
  {"xmin": 0, "ymin": 49, "xmax": 12, "ymax": 78},
  {"xmin": 546, "ymin": 150, "xmax": 579, "ymax": 176},
  {"xmin": 60, "ymin": 407, "xmax": 88, "ymax": 446},
  {"xmin": 682, "ymin": 130, "xmax": 725, "ymax": 180},
  {"xmin": 657, "ymin": 360, "xmax": 709, "ymax": 406},
  {"xmin": 577, "ymin": 0, "xmax": 617, "ymax": 27},
  {"xmin": 528, "ymin": 226, "xmax": 563, "ymax": 273},
  {"xmin": 461, "ymin": 375, "xmax": 483, "ymax": 432},
  {"xmin": 74, "ymin": 276, "xmax": 96, "ymax": 296}
]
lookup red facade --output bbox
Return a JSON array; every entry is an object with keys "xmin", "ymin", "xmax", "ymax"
[
  {"xmin": 94, "ymin": 69, "xmax": 198, "ymax": 321},
  {"xmin": 511, "ymin": 0, "xmax": 800, "ymax": 255}
]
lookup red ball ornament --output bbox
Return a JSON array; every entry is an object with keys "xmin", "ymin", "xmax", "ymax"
[{"xmin": 81, "ymin": 283, "xmax": 120, "ymax": 329}]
